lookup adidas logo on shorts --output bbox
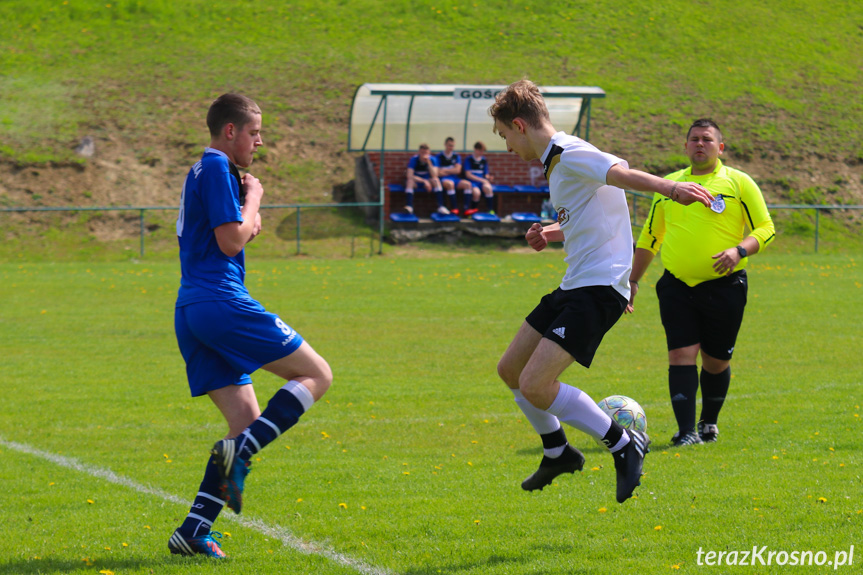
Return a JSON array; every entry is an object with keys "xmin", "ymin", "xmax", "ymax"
[{"xmin": 552, "ymin": 327, "xmax": 566, "ymax": 339}]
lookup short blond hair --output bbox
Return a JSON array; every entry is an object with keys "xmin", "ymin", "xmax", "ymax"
[{"xmin": 489, "ymin": 80, "xmax": 549, "ymax": 131}]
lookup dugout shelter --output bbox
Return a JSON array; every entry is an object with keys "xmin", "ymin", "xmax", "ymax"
[{"xmin": 347, "ymin": 83, "xmax": 605, "ymax": 225}]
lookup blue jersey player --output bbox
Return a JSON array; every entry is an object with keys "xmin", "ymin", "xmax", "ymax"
[
  {"xmin": 404, "ymin": 144, "xmax": 450, "ymax": 216},
  {"xmin": 435, "ymin": 137, "xmax": 468, "ymax": 214},
  {"xmin": 461, "ymin": 141, "xmax": 495, "ymax": 215},
  {"xmin": 169, "ymin": 93, "xmax": 333, "ymax": 558}
]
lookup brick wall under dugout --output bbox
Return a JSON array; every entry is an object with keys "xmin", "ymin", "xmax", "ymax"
[{"xmin": 365, "ymin": 151, "xmax": 549, "ymax": 218}]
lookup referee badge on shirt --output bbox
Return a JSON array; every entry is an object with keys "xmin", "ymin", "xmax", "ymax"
[{"xmin": 710, "ymin": 194, "xmax": 726, "ymax": 214}]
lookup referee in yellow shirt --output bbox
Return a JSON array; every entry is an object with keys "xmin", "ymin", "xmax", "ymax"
[{"xmin": 627, "ymin": 119, "xmax": 775, "ymax": 446}]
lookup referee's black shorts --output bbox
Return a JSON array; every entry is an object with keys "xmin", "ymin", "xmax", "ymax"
[
  {"xmin": 656, "ymin": 269, "xmax": 748, "ymax": 360},
  {"xmin": 526, "ymin": 285, "xmax": 627, "ymax": 368}
]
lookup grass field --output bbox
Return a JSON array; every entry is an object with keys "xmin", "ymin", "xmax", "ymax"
[{"xmin": 1, "ymin": 250, "xmax": 860, "ymax": 574}]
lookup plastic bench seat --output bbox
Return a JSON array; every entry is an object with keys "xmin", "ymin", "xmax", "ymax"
[
  {"xmin": 430, "ymin": 212, "xmax": 461, "ymax": 222},
  {"xmin": 390, "ymin": 212, "xmax": 419, "ymax": 223},
  {"xmin": 511, "ymin": 212, "xmax": 542, "ymax": 223},
  {"xmin": 471, "ymin": 212, "xmax": 501, "ymax": 222}
]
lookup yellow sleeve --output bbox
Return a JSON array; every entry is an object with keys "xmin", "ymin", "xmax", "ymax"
[
  {"xmin": 737, "ymin": 171, "xmax": 776, "ymax": 250},
  {"xmin": 635, "ymin": 193, "xmax": 668, "ymax": 255}
]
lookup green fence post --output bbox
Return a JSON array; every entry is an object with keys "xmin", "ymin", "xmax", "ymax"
[
  {"xmin": 814, "ymin": 208, "xmax": 820, "ymax": 253},
  {"xmin": 296, "ymin": 207, "xmax": 301, "ymax": 255},
  {"xmin": 140, "ymin": 209, "xmax": 145, "ymax": 257}
]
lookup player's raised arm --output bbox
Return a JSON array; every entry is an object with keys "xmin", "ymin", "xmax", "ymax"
[{"xmin": 606, "ymin": 164, "xmax": 714, "ymax": 207}]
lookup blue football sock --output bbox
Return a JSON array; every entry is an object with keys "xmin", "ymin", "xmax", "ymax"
[
  {"xmin": 179, "ymin": 454, "xmax": 225, "ymax": 538},
  {"xmin": 237, "ymin": 381, "xmax": 314, "ymax": 461}
]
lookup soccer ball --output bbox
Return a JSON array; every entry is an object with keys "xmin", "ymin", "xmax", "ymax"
[{"xmin": 597, "ymin": 395, "xmax": 647, "ymax": 432}]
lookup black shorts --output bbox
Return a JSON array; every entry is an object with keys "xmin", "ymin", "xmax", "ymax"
[
  {"xmin": 526, "ymin": 285, "xmax": 627, "ymax": 368},
  {"xmin": 656, "ymin": 269, "xmax": 748, "ymax": 360}
]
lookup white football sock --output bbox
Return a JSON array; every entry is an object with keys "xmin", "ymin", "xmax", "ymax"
[
  {"xmin": 545, "ymin": 382, "xmax": 612, "ymax": 441},
  {"xmin": 512, "ymin": 389, "xmax": 562, "ymax": 435},
  {"xmin": 512, "ymin": 389, "xmax": 567, "ymax": 458}
]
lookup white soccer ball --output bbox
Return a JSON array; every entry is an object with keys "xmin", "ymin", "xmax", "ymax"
[{"xmin": 597, "ymin": 395, "xmax": 647, "ymax": 432}]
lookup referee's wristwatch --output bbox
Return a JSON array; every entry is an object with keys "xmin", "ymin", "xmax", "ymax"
[{"xmin": 735, "ymin": 245, "xmax": 747, "ymax": 258}]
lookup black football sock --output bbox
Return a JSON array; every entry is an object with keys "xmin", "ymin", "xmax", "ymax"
[
  {"xmin": 603, "ymin": 419, "xmax": 628, "ymax": 454},
  {"xmin": 539, "ymin": 427, "xmax": 568, "ymax": 459},
  {"xmin": 669, "ymin": 365, "xmax": 699, "ymax": 434},
  {"xmin": 699, "ymin": 367, "xmax": 731, "ymax": 425}
]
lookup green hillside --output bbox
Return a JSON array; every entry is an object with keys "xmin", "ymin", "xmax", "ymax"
[{"xmin": 3, "ymin": 0, "xmax": 860, "ymax": 157}]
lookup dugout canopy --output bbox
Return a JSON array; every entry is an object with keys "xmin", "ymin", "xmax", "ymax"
[{"xmin": 348, "ymin": 83, "xmax": 606, "ymax": 153}]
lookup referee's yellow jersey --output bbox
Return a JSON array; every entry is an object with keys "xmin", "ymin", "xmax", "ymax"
[{"xmin": 636, "ymin": 160, "xmax": 775, "ymax": 287}]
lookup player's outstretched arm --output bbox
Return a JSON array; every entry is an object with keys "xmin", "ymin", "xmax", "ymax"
[{"xmin": 606, "ymin": 164, "xmax": 713, "ymax": 207}]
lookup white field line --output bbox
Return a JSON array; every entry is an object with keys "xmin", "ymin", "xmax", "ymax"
[{"xmin": 0, "ymin": 437, "xmax": 391, "ymax": 575}]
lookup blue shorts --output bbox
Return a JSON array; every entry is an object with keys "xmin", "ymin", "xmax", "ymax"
[{"xmin": 175, "ymin": 298, "xmax": 304, "ymax": 397}]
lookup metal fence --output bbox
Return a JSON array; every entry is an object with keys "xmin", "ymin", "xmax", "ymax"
[
  {"xmin": 2, "ymin": 194, "xmax": 861, "ymax": 256},
  {"xmin": 1, "ymin": 201, "xmax": 385, "ymax": 257}
]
